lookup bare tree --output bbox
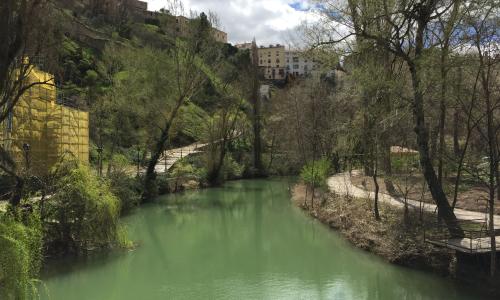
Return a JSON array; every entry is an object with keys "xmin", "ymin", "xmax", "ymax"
[
  {"xmin": 312, "ymin": 0, "xmax": 465, "ymax": 236},
  {"xmin": 142, "ymin": 8, "xmax": 224, "ymax": 199},
  {"xmin": 0, "ymin": 0, "xmax": 55, "ymax": 207}
]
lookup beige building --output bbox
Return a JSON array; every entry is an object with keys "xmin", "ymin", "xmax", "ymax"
[
  {"xmin": 285, "ymin": 51, "xmax": 318, "ymax": 77},
  {"xmin": 257, "ymin": 44, "xmax": 286, "ymax": 80},
  {"xmin": 174, "ymin": 15, "xmax": 191, "ymax": 37},
  {"xmin": 235, "ymin": 42, "xmax": 253, "ymax": 50},
  {"xmin": 212, "ymin": 28, "xmax": 228, "ymax": 43},
  {"xmin": 174, "ymin": 16, "xmax": 228, "ymax": 43}
]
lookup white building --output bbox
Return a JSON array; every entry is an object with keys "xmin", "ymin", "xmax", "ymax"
[{"xmin": 285, "ymin": 51, "xmax": 317, "ymax": 77}]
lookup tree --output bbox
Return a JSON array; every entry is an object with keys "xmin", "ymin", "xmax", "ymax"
[
  {"xmin": 0, "ymin": 0, "xmax": 56, "ymax": 207},
  {"xmin": 313, "ymin": 0, "xmax": 465, "ymax": 237},
  {"xmin": 462, "ymin": 0, "xmax": 500, "ymax": 276},
  {"xmin": 140, "ymin": 11, "xmax": 223, "ymax": 200},
  {"xmin": 250, "ymin": 39, "xmax": 266, "ymax": 177}
]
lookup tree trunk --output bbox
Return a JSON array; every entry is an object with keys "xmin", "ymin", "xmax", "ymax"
[
  {"xmin": 381, "ymin": 138, "xmax": 396, "ymax": 194},
  {"xmin": 373, "ymin": 163, "xmax": 380, "ymax": 221},
  {"xmin": 267, "ymin": 130, "xmax": 277, "ymax": 171},
  {"xmin": 408, "ymin": 58, "xmax": 463, "ymax": 237},
  {"xmin": 143, "ymin": 128, "xmax": 170, "ymax": 201},
  {"xmin": 252, "ymin": 83, "xmax": 264, "ymax": 176},
  {"xmin": 453, "ymin": 108, "xmax": 461, "ymax": 158},
  {"xmin": 207, "ymin": 142, "xmax": 227, "ymax": 186},
  {"xmin": 438, "ymin": 88, "xmax": 446, "ymax": 186},
  {"xmin": 143, "ymin": 95, "xmax": 185, "ymax": 201},
  {"xmin": 485, "ymin": 74, "xmax": 497, "ymax": 278},
  {"xmin": 430, "ymin": 123, "xmax": 439, "ymax": 162},
  {"xmin": 9, "ymin": 176, "xmax": 24, "ymax": 207}
]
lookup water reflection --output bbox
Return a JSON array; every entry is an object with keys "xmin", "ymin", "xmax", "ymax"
[{"xmin": 41, "ymin": 179, "xmax": 483, "ymax": 300}]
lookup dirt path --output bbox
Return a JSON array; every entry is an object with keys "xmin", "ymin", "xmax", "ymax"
[
  {"xmin": 154, "ymin": 142, "xmax": 208, "ymax": 174},
  {"xmin": 0, "ymin": 142, "xmax": 209, "ymax": 212},
  {"xmin": 327, "ymin": 172, "xmax": 500, "ymax": 229}
]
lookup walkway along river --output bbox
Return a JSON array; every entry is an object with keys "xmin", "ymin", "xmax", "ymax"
[{"xmin": 41, "ymin": 179, "xmax": 485, "ymax": 300}]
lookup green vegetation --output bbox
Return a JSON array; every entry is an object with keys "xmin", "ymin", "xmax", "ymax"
[
  {"xmin": 300, "ymin": 159, "xmax": 331, "ymax": 188},
  {"xmin": 2, "ymin": 0, "xmax": 500, "ymax": 297},
  {"xmin": 43, "ymin": 160, "xmax": 130, "ymax": 255},
  {"xmin": 0, "ymin": 213, "xmax": 43, "ymax": 299}
]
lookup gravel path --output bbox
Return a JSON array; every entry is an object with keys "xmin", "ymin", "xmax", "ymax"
[
  {"xmin": 327, "ymin": 172, "xmax": 500, "ymax": 228},
  {"xmin": 154, "ymin": 142, "xmax": 208, "ymax": 174}
]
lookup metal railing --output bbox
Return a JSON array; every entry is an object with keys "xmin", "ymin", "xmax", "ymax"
[{"xmin": 423, "ymin": 218, "xmax": 493, "ymax": 253}]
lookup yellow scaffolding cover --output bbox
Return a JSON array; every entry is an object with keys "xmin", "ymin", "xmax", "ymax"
[{"xmin": 0, "ymin": 66, "xmax": 89, "ymax": 175}]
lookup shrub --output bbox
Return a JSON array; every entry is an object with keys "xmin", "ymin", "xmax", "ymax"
[
  {"xmin": 105, "ymin": 153, "xmax": 141, "ymax": 213},
  {"xmin": 108, "ymin": 171, "xmax": 141, "ymax": 214},
  {"xmin": 0, "ymin": 212, "xmax": 43, "ymax": 299},
  {"xmin": 43, "ymin": 160, "xmax": 129, "ymax": 255},
  {"xmin": 223, "ymin": 154, "xmax": 244, "ymax": 180},
  {"xmin": 300, "ymin": 158, "xmax": 331, "ymax": 188}
]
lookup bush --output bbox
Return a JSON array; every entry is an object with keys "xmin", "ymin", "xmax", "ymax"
[
  {"xmin": 43, "ymin": 160, "xmax": 129, "ymax": 255},
  {"xmin": 108, "ymin": 171, "xmax": 141, "ymax": 214},
  {"xmin": 0, "ymin": 213, "xmax": 43, "ymax": 299},
  {"xmin": 106, "ymin": 154, "xmax": 141, "ymax": 213},
  {"xmin": 223, "ymin": 154, "xmax": 244, "ymax": 180},
  {"xmin": 300, "ymin": 158, "xmax": 331, "ymax": 188}
]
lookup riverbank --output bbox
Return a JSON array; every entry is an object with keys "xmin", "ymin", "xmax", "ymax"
[
  {"xmin": 40, "ymin": 178, "xmax": 482, "ymax": 300},
  {"xmin": 291, "ymin": 183, "xmax": 454, "ymax": 275}
]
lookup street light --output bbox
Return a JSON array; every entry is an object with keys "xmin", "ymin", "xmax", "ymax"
[
  {"xmin": 97, "ymin": 146, "xmax": 103, "ymax": 176},
  {"xmin": 22, "ymin": 143, "xmax": 31, "ymax": 172},
  {"xmin": 137, "ymin": 146, "xmax": 141, "ymax": 176}
]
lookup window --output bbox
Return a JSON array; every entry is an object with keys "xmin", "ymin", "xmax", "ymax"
[
  {"xmin": 276, "ymin": 59, "xmax": 280, "ymax": 63},
  {"xmin": 293, "ymin": 64, "xmax": 299, "ymax": 69},
  {"xmin": 293, "ymin": 57, "xmax": 299, "ymax": 63},
  {"xmin": 268, "ymin": 59, "xmax": 271, "ymax": 64}
]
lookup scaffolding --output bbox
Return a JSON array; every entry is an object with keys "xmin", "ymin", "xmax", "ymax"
[{"xmin": 0, "ymin": 66, "xmax": 89, "ymax": 176}]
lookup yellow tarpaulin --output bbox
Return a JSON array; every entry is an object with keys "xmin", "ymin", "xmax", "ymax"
[{"xmin": 0, "ymin": 66, "xmax": 89, "ymax": 175}]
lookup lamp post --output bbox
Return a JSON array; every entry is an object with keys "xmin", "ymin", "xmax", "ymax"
[
  {"xmin": 164, "ymin": 150, "xmax": 167, "ymax": 172},
  {"xmin": 137, "ymin": 146, "xmax": 141, "ymax": 176},
  {"xmin": 97, "ymin": 146, "xmax": 103, "ymax": 176},
  {"xmin": 22, "ymin": 143, "xmax": 31, "ymax": 173}
]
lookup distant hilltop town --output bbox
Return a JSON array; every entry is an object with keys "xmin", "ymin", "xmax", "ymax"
[
  {"xmin": 58, "ymin": 0, "xmax": 228, "ymax": 43},
  {"xmin": 236, "ymin": 42, "xmax": 319, "ymax": 81}
]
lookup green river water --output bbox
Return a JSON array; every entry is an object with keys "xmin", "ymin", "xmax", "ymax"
[{"xmin": 41, "ymin": 179, "xmax": 482, "ymax": 300}]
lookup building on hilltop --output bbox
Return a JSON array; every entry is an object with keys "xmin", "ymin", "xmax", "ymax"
[
  {"xmin": 285, "ymin": 50, "xmax": 317, "ymax": 77},
  {"xmin": 0, "ymin": 65, "xmax": 89, "ymax": 176},
  {"xmin": 235, "ymin": 43, "xmax": 253, "ymax": 50},
  {"xmin": 173, "ymin": 15, "xmax": 228, "ymax": 43},
  {"xmin": 257, "ymin": 44, "xmax": 286, "ymax": 81},
  {"xmin": 130, "ymin": 0, "xmax": 148, "ymax": 16},
  {"xmin": 212, "ymin": 28, "xmax": 228, "ymax": 43}
]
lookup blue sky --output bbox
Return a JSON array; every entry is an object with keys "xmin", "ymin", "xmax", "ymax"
[{"xmin": 145, "ymin": 0, "xmax": 317, "ymax": 45}]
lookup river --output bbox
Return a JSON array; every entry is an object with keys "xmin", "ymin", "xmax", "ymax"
[{"xmin": 41, "ymin": 179, "xmax": 481, "ymax": 300}]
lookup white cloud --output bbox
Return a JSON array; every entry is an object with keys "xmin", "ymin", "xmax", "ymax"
[{"xmin": 145, "ymin": 0, "xmax": 318, "ymax": 46}]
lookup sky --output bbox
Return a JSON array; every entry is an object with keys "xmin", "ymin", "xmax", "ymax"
[{"xmin": 145, "ymin": 0, "xmax": 318, "ymax": 46}]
